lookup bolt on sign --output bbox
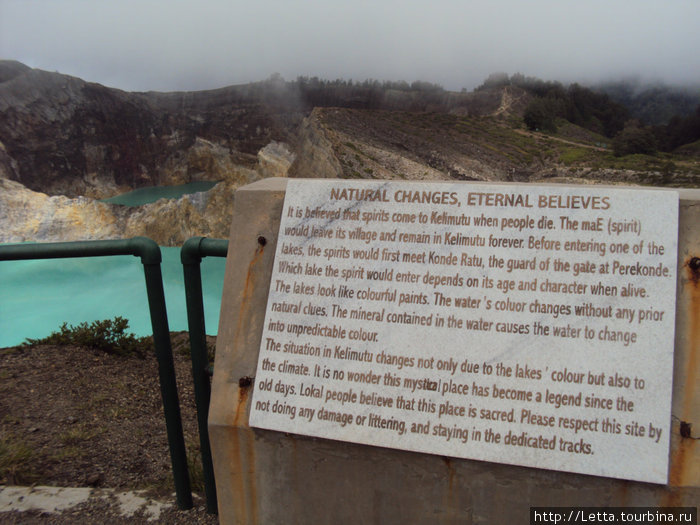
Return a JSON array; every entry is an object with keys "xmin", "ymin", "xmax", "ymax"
[{"xmin": 249, "ymin": 180, "xmax": 678, "ymax": 484}]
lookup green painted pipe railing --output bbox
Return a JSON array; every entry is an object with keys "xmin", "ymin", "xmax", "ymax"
[
  {"xmin": 0, "ymin": 237, "xmax": 193, "ymax": 510},
  {"xmin": 181, "ymin": 236, "xmax": 229, "ymax": 515}
]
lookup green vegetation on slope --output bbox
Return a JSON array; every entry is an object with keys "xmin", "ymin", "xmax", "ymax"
[{"xmin": 22, "ymin": 317, "xmax": 152, "ymax": 358}]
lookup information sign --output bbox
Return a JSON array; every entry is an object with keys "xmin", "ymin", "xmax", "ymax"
[{"xmin": 249, "ymin": 180, "xmax": 678, "ymax": 483}]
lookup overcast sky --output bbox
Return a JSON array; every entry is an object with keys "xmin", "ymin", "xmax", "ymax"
[{"xmin": 1, "ymin": 0, "xmax": 699, "ymax": 93}]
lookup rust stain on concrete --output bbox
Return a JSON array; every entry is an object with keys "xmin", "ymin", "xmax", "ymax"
[
  {"xmin": 234, "ymin": 243, "xmax": 265, "ymax": 350},
  {"xmin": 226, "ymin": 240, "xmax": 266, "ymax": 524},
  {"xmin": 246, "ymin": 426, "xmax": 258, "ymax": 525},
  {"xmin": 234, "ymin": 383, "xmax": 250, "ymax": 427},
  {"xmin": 442, "ymin": 457, "xmax": 458, "ymax": 522},
  {"xmin": 228, "ymin": 406, "xmax": 247, "ymax": 523},
  {"xmin": 229, "ymin": 383, "xmax": 258, "ymax": 524},
  {"xmin": 614, "ymin": 483, "xmax": 629, "ymax": 506},
  {"xmin": 668, "ymin": 257, "xmax": 700, "ymax": 487}
]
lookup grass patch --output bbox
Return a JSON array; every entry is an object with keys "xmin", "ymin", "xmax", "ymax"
[
  {"xmin": 187, "ymin": 439, "xmax": 205, "ymax": 495},
  {"xmin": 603, "ymin": 152, "xmax": 664, "ymax": 172},
  {"xmin": 2, "ymin": 415, "xmax": 21, "ymax": 425},
  {"xmin": 51, "ymin": 446, "xmax": 82, "ymax": 461},
  {"xmin": 59, "ymin": 425, "xmax": 101, "ymax": 445},
  {"xmin": 559, "ymin": 148, "xmax": 589, "ymax": 165},
  {"xmin": 77, "ymin": 392, "xmax": 110, "ymax": 413},
  {"xmin": 554, "ymin": 121, "xmax": 608, "ymax": 146},
  {"xmin": 104, "ymin": 405, "xmax": 131, "ymax": 419},
  {"xmin": 0, "ymin": 434, "xmax": 37, "ymax": 484}
]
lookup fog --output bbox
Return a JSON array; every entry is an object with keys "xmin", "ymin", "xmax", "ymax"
[{"xmin": 1, "ymin": 0, "xmax": 699, "ymax": 92}]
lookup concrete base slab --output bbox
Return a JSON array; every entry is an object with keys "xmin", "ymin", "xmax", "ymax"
[{"xmin": 0, "ymin": 485, "xmax": 172, "ymax": 522}]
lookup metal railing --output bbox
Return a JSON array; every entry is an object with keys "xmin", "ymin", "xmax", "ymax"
[
  {"xmin": 0, "ymin": 237, "xmax": 193, "ymax": 509},
  {"xmin": 181, "ymin": 236, "xmax": 229, "ymax": 515}
]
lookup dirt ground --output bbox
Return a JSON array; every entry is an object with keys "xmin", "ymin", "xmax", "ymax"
[{"xmin": 0, "ymin": 333, "xmax": 219, "ymax": 523}]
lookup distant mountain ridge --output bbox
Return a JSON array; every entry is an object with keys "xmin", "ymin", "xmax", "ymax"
[
  {"xmin": 0, "ymin": 61, "xmax": 536, "ymax": 199},
  {"xmin": 1, "ymin": 61, "xmax": 698, "ymax": 245},
  {"xmin": 0, "ymin": 62, "xmax": 300, "ymax": 197}
]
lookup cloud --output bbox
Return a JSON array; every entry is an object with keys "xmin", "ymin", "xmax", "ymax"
[{"xmin": 1, "ymin": 0, "xmax": 698, "ymax": 91}]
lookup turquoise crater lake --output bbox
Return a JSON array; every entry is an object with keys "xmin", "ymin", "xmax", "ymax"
[
  {"xmin": 2, "ymin": 182, "xmax": 227, "ymax": 347},
  {"xmin": 0, "ymin": 247, "xmax": 226, "ymax": 348},
  {"xmin": 101, "ymin": 180, "xmax": 219, "ymax": 206}
]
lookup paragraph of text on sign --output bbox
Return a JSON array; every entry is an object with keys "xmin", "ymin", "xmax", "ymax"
[{"xmin": 249, "ymin": 180, "xmax": 678, "ymax": 484}]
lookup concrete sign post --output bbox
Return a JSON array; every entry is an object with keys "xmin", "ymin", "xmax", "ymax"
[
  {"xmin": 249, "ymin": 180, "xmax": 678, "ymax": 483},
  {"xmin": 209, "ymin": 178, "xmax": 700, "ymax": 524}
]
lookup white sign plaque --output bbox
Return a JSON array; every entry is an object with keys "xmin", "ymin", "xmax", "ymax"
[{"xmin": 249, "ymin": 180, "xmax": 678, "ymax": 484}]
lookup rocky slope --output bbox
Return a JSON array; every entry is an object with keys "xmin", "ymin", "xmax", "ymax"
[
  {"xmin": 0, "ymin": 61, "xmax": 300, "ymax": 245},
  {"xmin": 290, "ymin": 105, "xmax": 699, "ymax": 187},
  {"xmin": 0, "ymin": 62, "xmax": 302, "ymax": 198},
  {"xmin": 1, "ymin": 62, "xmax": 697, "ymax": 246},
  {"xmin": 0, "ymin": 176, "xmax": 230, "ymax": 246},
  {"xmin": 0, "ymin": 141, "xmax": 294, "ymax": 246}
]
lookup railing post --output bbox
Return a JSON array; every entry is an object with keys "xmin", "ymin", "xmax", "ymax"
[
  {"xmin": 181, "ymin": 236, "xmax": 229, "ymax": 514},
  {"xmin": 141, "ymin": 263, "xmax": 193, "ymax": 510},
  {"xmin": 127, "ymin": 237, "xmax": 194, "ymax": 510}
]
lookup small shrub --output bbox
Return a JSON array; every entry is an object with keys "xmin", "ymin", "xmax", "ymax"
[
  {"xmin": 612, "ymin": 124, "xmax": 656, "ymax": 157},
  {"xmin": 22, "ymin": 317, "xmax": 151, "ymax": 358},
  {"xmin": 661, "ymin": 160, "xmax": 677, "ymax": 185}
]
